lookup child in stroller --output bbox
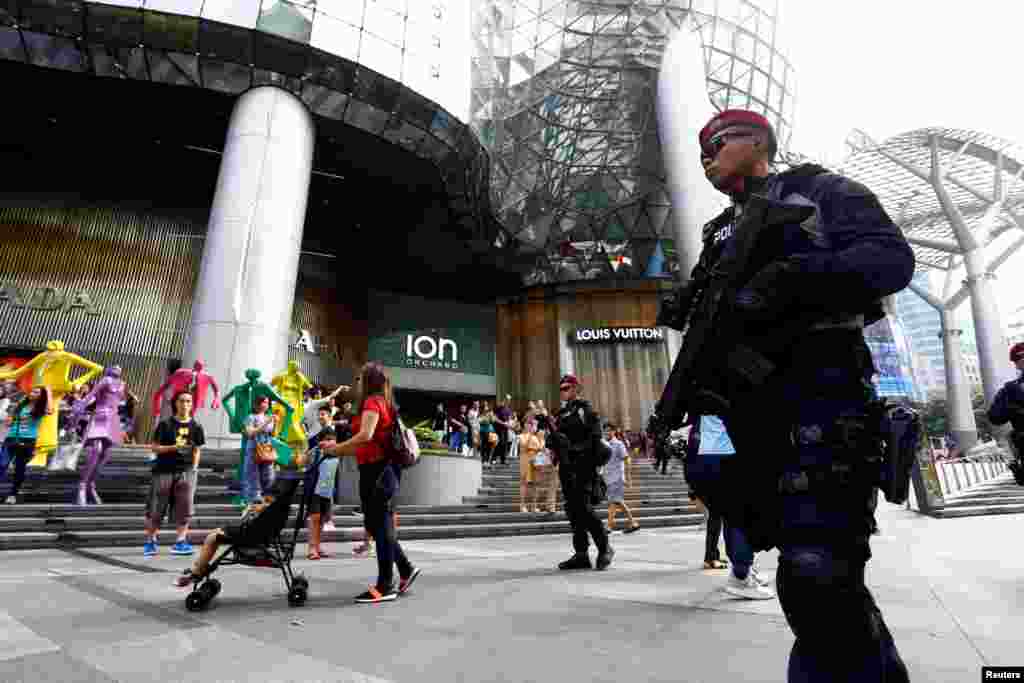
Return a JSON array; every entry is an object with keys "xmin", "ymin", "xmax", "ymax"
[{"xmin": 175, "ymin": 459, "xmax": 323, "ymax": 611}]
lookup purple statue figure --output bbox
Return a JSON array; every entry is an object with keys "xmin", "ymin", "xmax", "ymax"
[{"xmin": 77, "ymin": 366, "xmax": 126, "ymax": 506}]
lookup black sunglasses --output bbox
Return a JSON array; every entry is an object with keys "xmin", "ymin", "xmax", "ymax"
[{"xmin": 701, "ymin": 130, "xmax": 758, "ymax": 162}]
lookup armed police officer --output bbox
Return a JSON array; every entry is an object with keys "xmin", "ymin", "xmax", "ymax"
[
  {"xmin": 987, "ymin": 342, "xmax": 1024, "ymax": 486},
  {"xmin": 547, "ymin": 374, "xmax": 614, "ymax": 571},
  {"xmin": 653, "ymin": 109, "xmax": 913, "ymax": 682}
]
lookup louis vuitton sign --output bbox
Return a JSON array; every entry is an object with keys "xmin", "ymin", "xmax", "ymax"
[
  {"xmin": 573, "ymin": 327, "xmax": 665, "ymax": 344},
  {"xmin": 0, "ymin": 284, "xmax": 100, "ymax": 315}
]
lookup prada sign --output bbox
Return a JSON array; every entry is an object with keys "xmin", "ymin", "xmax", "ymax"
[
  {"xmin": 573, "ymin": 327, "xmax": 665, "ymax": 344},
  {"xmin": 0, "ymin": 284, "xmax": 100, "ymax": 315}
]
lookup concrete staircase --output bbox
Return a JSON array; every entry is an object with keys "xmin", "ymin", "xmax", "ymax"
[
  {"xmin": 0, "ymin": 447, "xmax": 701, "ymax": 550},
  {"xmin": 932, "ymin": 472, "xmax": 1024, "ymax": 518}
]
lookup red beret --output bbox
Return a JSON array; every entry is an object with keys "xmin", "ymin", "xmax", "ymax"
[
  {"xmin": 559, "ymin": 374, "xmax": 580, "ymax": 387},
  {"xmin": 699, "ymin": 109, "xmax": 774, "ymax": 148},
  {"xmin": 1010, "ymin": 342, "xmax": 1024, "ymax": 362}
]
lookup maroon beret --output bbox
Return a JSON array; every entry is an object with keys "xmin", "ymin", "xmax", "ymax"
[{"xmin": 699, "ymin": 109, "xmax": 774, "ymax": 149}]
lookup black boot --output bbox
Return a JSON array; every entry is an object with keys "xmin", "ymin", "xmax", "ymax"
[
  {"xmin": 595, "ymin": 546, "xmax": 615, "ymax": 571},
  {"xmin": 558, "ymin": 553, "xmax": 592, "ymax": 571}
]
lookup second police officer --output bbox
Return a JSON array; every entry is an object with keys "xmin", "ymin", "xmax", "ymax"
[
  {"xmin": 657, "ymin": 109, "xmax": 914, "ymax": 682},
  {"xmin": 547, "ymin": 374, "xmax": 614, "ymax": 571},
  {"xmin": 987, "ymin": 342, "xmax": 1024, "ymax": 485}
]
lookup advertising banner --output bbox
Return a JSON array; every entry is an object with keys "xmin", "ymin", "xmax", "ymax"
[
  {"xmin": 0, "ymin": 355, "xmax": 33, "ymax": 394},
  {"xmin": 369, "ymin": 328, "xmax": 494, "ymax": 376},
  {"xmin": 865, "ymin": 316, "xmax": 923, "ymax": 401}
]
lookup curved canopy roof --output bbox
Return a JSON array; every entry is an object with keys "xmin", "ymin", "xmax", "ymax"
[{"xmin": 841, "ymin": 127, "xmax": 1024, "ymax": 272}]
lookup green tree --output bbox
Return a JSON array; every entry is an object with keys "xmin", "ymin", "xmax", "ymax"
[{"xmin": 919, "ymin": 397, "xmax": 948, "ymax": 438}]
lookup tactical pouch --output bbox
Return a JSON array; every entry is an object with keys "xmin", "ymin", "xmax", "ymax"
[
  {"xmin": 1010, "ymin": 430, "xmax": 1024, "ymax": 460},
  {"xmin": 877, "ymin": 404, "xmax": 922, "ymax": 504}
]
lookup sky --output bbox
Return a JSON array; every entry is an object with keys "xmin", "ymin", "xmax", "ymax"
[{"xmin": 775, "ymin": 0, "xmax": 1024, "ymax": 323}]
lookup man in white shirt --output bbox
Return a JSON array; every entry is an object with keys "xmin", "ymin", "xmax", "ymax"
[
  {"xmin": 303, "ymin": 385, "xmax": 348, "ymax": 531},
  {"xmin": 303, "ymin": 384, "xmax": 349, "ymax": 441}
]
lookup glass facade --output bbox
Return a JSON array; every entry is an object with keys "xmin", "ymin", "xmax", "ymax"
[
  {"xmin": 10, "ymin": 0, "xmax": 466, "ymax": 115},
  {"xmin": 0, "ymin": 0, "xmax": 508, "ymax": 266},
  {"xmin": 470, "ymin": 0, "xmax": 795, "ymax": 285}
]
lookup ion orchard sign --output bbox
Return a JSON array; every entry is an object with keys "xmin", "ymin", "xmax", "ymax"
[
  {"xmin": 574, "ymin": 327, "xmax": 665, "ymax": 344},
  {"xmin": 406, "ymin": 334, "xmax": 459, "ymax": 370}
]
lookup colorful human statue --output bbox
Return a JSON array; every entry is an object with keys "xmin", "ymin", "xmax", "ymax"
[
  {"xmin": 222, "ymin": 368, "xmax": 294, "ymax": 505},
  {"xmin": 151, "ymin": 360, "xmax": 221, "ymax": 427},
  {"xmin": 270, "ymin": 360, "xmax": 312, "ymax": 456},
  {"xmin": 75, "ymin": 366, "xmax": 126, "ymax": 506},
  {"xmin": 0, "ymin": 340, "xmax": 103, "ymax": 466}
]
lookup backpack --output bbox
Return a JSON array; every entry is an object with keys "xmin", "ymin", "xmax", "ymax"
[{"xmin": 389, "ymin": 404, "xmax": 421, "ymax": 468}]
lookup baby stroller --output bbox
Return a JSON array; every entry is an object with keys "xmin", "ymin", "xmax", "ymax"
[{"xmin": 183, "ymin": 466, "xmax": 318, "ymax": 611}]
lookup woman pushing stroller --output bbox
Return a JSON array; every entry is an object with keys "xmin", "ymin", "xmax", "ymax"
[
  {"xmin": 325, "ymin": 362, "xmax": 421, "ymax": 604},
  {"xmin": 173, "ymin": 363, "xmax": 422, "ymax": 606}
]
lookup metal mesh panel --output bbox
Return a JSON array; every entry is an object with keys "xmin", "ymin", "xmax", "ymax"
[{"xmin": 471, "ymin": 0, "xmax": 795, "ymax": 285}]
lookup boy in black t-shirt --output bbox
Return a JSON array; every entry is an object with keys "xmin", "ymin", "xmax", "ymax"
[{"xmin": 145, "ymin": 390, "xmax": 205, "ymax": 557}]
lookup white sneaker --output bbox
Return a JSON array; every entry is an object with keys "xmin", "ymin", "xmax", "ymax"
[
  {"xmin": 724, "ymin": 573, "xmax": 776, "ymax": 600},
  {"xmin": 322, "ymin": 521, "xmax": 337, "ymax": 532},
  {"xmin": 750, "ymin": 566, "xmax": 772, "ymax": 588},
  {"xmin": 4, "ymin": 496, "xmax": 15, "ymax": 505}
]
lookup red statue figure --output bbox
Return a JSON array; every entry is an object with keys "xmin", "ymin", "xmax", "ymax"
[{"xmin": 152, "ymin": 360, "xmax": 221, "ymax": 427}]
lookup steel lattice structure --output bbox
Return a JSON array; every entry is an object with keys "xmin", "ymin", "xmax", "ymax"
[
  {"xmin": 842, "ymin": 128, "xmax": 1024, "ymax": 277},
  {"xmin": 470, "ymin": 0, "xmax": 795, "ymax": 285},
  {"xmin": 841, "ymin": 128, "xmax": 1024, "ymax": 448}
]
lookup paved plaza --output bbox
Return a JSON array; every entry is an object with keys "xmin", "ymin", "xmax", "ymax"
[{"xmin": 0, "ymin": 500, "xmax": 1020, "ymax": 682}]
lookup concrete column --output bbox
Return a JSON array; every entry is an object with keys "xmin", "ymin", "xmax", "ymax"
[
  {"xmin": 664, "ymin": 328, "xmax": 683, "ymax": 363},
  {"xmin": 656, "ymin": 14, "xmax": 727, "ymax": 281},
  {"xmin": 910, "ymin": 280, "xmax": 977, "ymax": 451},
  {"xmin": 962, "ymin": 248, "xmax": 1013, "ymax": 406},
  {"xmin": 183, "ymin": 86, "xmax": 314, "ymax": 448},
  {"xmin": 556, "ymin": 316, "xmax": 576, "ymax": 380},
  {"xmin": 938, "ymin": 316, "xmax": 977, "ymax": 451}
]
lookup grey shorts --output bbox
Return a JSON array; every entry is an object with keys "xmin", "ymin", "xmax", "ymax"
[{"xmin": 147, "ymin": 470, "xmax": 196, "ymax": 526}]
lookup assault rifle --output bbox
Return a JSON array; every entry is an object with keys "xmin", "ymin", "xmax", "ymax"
[{"xmin": 647, "ymin": 194, "xmax": 816, "ymax": 442}]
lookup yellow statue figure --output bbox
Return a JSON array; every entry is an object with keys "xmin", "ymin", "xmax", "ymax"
[
  {"xmin": 0, "ymin": 340, "xmax": 103, "ymax": 465},
  {"xmin": 271, "ymin": 360, "xmax": 312, "ymax": 455}
]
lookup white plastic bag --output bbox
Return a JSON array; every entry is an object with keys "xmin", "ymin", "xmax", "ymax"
[{"xmin": 48, "ymin": 440, "xmax": 84, "ymax": 472}]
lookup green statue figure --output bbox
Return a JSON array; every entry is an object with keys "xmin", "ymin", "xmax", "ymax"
[{"xmin": 222, "ymin": 368, "xmax": 294, "ymax": 506}]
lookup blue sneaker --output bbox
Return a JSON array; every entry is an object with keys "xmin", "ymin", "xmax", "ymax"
[
  {"xmin": 170, "ymin": 541, "xmax": 194, "ymax": 556},
  {"xmin": 143, "ymin": 540, "xmax": 158, "ymax": 557}
]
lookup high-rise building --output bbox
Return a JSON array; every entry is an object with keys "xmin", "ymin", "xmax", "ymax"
[
  {"xmin": 894, "ymin": 271, "xmax": 945, "ymax": 398},
  {"xmin": 894, "ymin": 271, "xmax": 987, "ymax": 399}
]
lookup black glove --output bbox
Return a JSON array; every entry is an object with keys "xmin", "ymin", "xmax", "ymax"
[
  {"xmin": 733, "ymin": 259, "xmax": 801, "ymax": 322},
  {"xmin": 656, "ymin": 282, "xmax": 698, "ymax": 330}
]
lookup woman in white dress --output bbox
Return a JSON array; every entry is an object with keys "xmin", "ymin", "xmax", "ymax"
[{"xmin": 605, "ymin": 426, "xmax": 639, "ymax": 533}]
